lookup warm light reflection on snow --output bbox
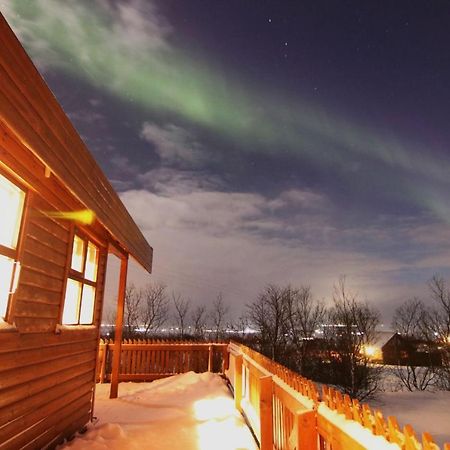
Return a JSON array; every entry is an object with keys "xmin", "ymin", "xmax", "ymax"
[
  {"xmin": 61, "ymin": 373, "xmax": 258, "ymax": 450},
  {"xmin": 194, "ymin": 396, "xmax": 256, "ymax": 450},
  {"xmin": 194, "ymin": 397, "xmax": 235, "ymax": 421}
]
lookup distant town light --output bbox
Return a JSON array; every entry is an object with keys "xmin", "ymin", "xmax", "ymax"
[{"xmin": 362, "ymin": 345, "xmax": 376, "ymax": 357}]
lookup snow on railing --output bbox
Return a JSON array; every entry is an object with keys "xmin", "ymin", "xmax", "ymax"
[{"xmin": 227, "ymin": 342, "xmax": 450, "ymax": 450}]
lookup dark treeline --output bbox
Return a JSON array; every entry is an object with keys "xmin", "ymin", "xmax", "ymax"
[{"xmin": 103, "ymin": 275, "xmax": 450, "ymax": 399}]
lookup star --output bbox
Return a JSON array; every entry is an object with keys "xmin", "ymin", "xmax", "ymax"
[{"xmin": 268, "ymin": 18, "xmax": 272, "ymax": 23}]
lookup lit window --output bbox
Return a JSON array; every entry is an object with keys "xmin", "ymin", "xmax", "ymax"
[
  {"xmin": 62, "ymin": 233, "xmax": 99, "ymax": 325},
  {"xmin": 79, "ymin": 284, "xmax": 95, "ymax": 324},
  {"xmin": 0, "ymin": 173, "xmax": 25, "ymax": 249},
  {"xmin": 0, "ymin": 173, "xmax": 25, "ymax": 320},
  {"xmin": 71, "ymin": 235, "xmax": 85, "ymax": 273},
  {"xmin": 62, "ymin": 279, "xmax": 82, "ymax": 325},
  {"xmin": 85, "ymin": 242, "xmax": 98, "ymax": 282}
]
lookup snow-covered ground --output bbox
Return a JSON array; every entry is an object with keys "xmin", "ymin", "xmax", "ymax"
[
  {"xmin": 60, "ymin": 372, "xmax": 258, "ymax": 450},
  {"xmin": 59, "ymin": 370, "xmax": 449, "ymax": 449},
  {"xmin": 370, "ymin": 390, "xmax": 450, "ymax": 448}
]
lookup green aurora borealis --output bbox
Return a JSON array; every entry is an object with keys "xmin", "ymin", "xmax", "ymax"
[{"xmin": 3, "ymin": 0, "xmax": 450, "ymax": 221}]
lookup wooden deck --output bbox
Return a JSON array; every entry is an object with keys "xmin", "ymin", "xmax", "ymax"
[{"xmin": 62, "ymin": 372, "xmax": 258, "ymax": 450}]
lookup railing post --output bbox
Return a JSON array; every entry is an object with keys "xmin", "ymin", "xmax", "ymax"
[
  {"xmin": 259, "ymin": 375, "xmax": 273, "ymax": 450},
  {"xmin": 208, "ymin": 344, "xmax": 213, "ymax": 372},
  {"xmin": 234, "ymin": 354, "xmax": 243, "ymax": 413},
  {"xmin": 222, "ymin": 345, "xmax": 229, "ymax": 373},
  {"xmin": 99, "ymin": 342, "xmax": 107, "ymax": 383},
  {"xmin": 296, "ymin": 410, "xmax": 317, "ymax": 450},
  {"xmin": 110, "ymin": 254, "xmax": 128, "ymax": 398}
]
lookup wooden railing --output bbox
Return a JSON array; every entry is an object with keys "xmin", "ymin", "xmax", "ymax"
[
  {"xmin": 227, "ymin": 342, "xmax": 450, "ymax": 450},
  {"xmin": 96, "ymin": 340, "xmax": 449, "ymax": 450},
  {"xmin": 96, "ymin": 339, "xmax": 228, "ymax": 382}
]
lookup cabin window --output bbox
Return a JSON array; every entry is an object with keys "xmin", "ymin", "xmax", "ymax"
[
  {"xmin": 62, "ymin": 233, "xmax": 99, "ymax": 325},
  {"xmin": 0, "ymin": 173, "xmax": 25, "ymax": 320}
]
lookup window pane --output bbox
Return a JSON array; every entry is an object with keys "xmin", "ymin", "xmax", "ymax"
[
  {"xmin": 79, "ymin": 285, "xmax": 95, "ymax": 325},
  {"xmin": 62, "ymin": 278, "xmax": 82, "ymax": 325},
  {"xmin": 71, "ymin": 235, "xmax": 85, "ymax": 272},
  {"xmin": 0, "ymin": 173, "xmax": 25, "ymax": 249},
  {"xmin": 85, "ymin": 242, "xmax": 98, "ymax": 282},
  {"xmin": 0, "ymin": 255, "xmax": 14, "ymax": 319}
]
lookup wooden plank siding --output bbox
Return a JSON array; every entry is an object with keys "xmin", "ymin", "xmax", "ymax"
[
  {"xmin": 0, "ymin": 141, "xmax": 109, "ymax": 448},
  {"xmin": 0, "ymin": 13, "xmax": 152, "ymax": 272}
]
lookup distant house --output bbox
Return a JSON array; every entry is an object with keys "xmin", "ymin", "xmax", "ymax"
[
  {"xmin": 382, "ymin": 333, "xmax": 442, "ymax": 366},
  {"xmin": 0, "ymin": 13, "xmax": 152, "ymax": 449}
]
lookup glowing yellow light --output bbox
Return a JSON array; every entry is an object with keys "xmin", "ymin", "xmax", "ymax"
[
  {"xmin": 45, "ymin": 209, "xmax": 96, "ymax": 225},
  {"xmin": 62, "ymin": 278, "xmax": 82, "ymax": 325},
  {"xmin": 71, "ymin": 235, "xmax": 85, "ymax": 272},
  {"xmin": 0, "ymin": 173, "xmax": 25, "ymax": 249},
  {"xmin": 79, "ymin": 285, "xmax": 95, "ymax": 325},
  {"xmin": 85, "ymin": 242, "xmax": 99, "ymax": 282},
  {"xmin": 362, "ymin": 345, "xmax": 377, "ymax": 357}
]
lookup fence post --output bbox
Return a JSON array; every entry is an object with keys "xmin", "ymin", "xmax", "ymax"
[
  {"xmin": 259, "ymin": 375, "xmax": 273, "ymax": 450},
  {"xmin": 234, "ymin": 354, "xmax": 243, "ymax": 413},
  {"xmin": 208, "ymin": 344, "xmax": 213, "ymax": 372},
  {"xmin": 296, "ymin": 409, "xmax": 317, "ymax": 450},
  {"xmin": 222, "ymin": 345, "xmax": 229, "ymax": 373}
]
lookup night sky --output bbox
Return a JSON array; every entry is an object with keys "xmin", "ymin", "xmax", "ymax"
[{"xmin": 2, "ymin": 0, "xmax": 450, "ymax": 323}]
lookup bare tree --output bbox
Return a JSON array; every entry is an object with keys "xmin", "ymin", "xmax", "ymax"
[
  {"xmin": 392, "ymin": 297, "xmax": 425, "ymax": 336},
  {"xmin": 211, "ymin": 293, "xmax": 229, "ymax": 341},
  {"xmin": 232, "ymin": 314, "xmax": 251, "ymax": 340},
  {"xmin": 172, "ymin": 292, "xmax": 190, "ymax": 338},
  {"xmin": 285, "ymin": 285, "xmax": 325, "ymax": 376},
  {"xmin": 124, "ymin": 284, "xmax": 142, "ymax": 338},
  {"xmin": 427, "ymin": 276, "xmax": 450, "ymax": 389},
  {"xmin": 141, "ymin": 283, "xmax": 169, "ymax": 338},
  {"xmin": 323, "ymin": 277, "xmax": 381, "ymax": 400},
  {"xmin": 391, "ymin": 298, "xmax": 439, "ymax": 391},
  {"xmin": 247, "ymin": 284, "xmax": 289, "ymax": 361},
  {"xmin": 191, "ymin": 305, "xmax": 207, "ymax": 340}
]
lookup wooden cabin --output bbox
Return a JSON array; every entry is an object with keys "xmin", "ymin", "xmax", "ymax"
[
  {"xmin": 0, "ymin": 13, "xmax": 152, "ymax": 449},
  {"xmin": 382, "ymin": 333, "xmax": 443, "ymax": 366}
]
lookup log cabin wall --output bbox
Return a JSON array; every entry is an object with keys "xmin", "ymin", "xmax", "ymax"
[{"xmin": 0, "ymin": 122, "xmax": 108, "ymax": 449}]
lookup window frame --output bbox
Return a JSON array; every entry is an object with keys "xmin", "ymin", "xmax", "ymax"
[
  {"xmin": 0, "ymin": 169, "xmax": 27, "ymax": 323},
  {"xmin": 60, "ymin": 228, "xmax": 100, "ymax": 326}
]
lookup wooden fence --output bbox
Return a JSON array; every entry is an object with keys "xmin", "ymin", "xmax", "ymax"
[
  {"xmin": 96, "ymin": 340, "xmax": 449, "ymax": 450},
  {"xmin": 96, "ymin": 339, "xmax": 228, "ymax": 382},
  {"xmin": 227, "ymin": 342, "xmax": 450, "ymax": 450}
]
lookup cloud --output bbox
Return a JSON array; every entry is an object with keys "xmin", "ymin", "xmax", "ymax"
[
  {"xmin": 109, "ymin": 0, "xmax": 172, "ymax": 54},
  {"xmin": 117, "ymin": 183, "xmax": 442, "ymax": 321},
  {"xmin": 140, "ymin": 122, "xmax": 208, "ymax": 168},
  {"xmin": 120, "ymin": 188, "xmax": 270, "ymax": 237},
  {"xmin": 113, "ymin": 169, "xmax": 450, "ymax": 323},
  {"xmin": 267, "ymin": 189, "xmax": 327, "ymax": 211},
  {"xmin": 137, "ymin": 167, "xmax": 224, "ymax": 195},
  {"xmin": 0, "ymin": 0, "xmax": 172, "ymax": 71}
]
